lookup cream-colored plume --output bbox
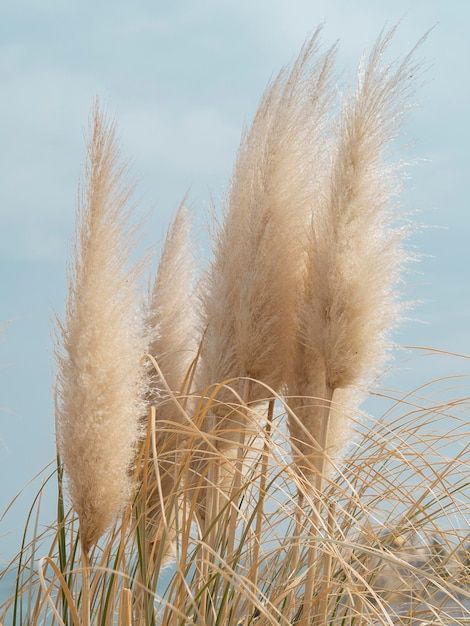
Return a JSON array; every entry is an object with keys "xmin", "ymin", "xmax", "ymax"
[
  {"xmin": 147, "ymin": 202, "xmax": 196, "ymax": 404},
  {"xmin": 55, "ymin": 104, "xmax": 146, "ymax": 553},
  {"xmin": 288, "ymin": 28, "xmax": 419, "ymax": 479},
  {"xmin": 198, "ymin": 30, "xmax": 336, "ymax": 442},
  {"xmin": 145, "ymin": 203, "xmax": 196, "ymax": 543}
]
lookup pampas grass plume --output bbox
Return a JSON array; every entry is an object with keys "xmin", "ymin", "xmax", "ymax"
[
  {"xmin": 289, "ymin": 28, "xmax": 420, "ymax": 475},
  {"xmin": 199, "ymin": 30, "xmax": 336, "ymax": 428},
  {"xmin": 145, "ymin": 203, "xmax": 196, "ymax": 539},
  {"xmin": 55, "ymin": 103, "xmax": 146, "ymax": 553},
  {"xmin": 147, "ymin": 202, "xmax": 196, "ymax": 405}
]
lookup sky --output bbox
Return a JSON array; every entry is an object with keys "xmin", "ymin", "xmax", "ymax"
[{"xmin": 0, "ymin": 0, "xmax": 469, "ymax": 561}]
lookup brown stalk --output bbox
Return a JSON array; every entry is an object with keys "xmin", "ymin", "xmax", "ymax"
[
  {"xmin": 81, "ymin": 551, "xmax": 91, "ymax": 626},
  {"xmin": 226, "ymin": 378, "xmax": 252, "ymax": 561},
  {"xmin": 317, "ymin": 502, "xmax": 336, "ymax": 623},
  {"xmin": 118, "ymin": 588, "xmax": 133, "ymax": 626},
  {"xmin": 249, "ymin": 398, "xmax": 274, "ymax": 591},
  {"xmin": 299, "ymin": 387, "xmax": 334, "ymax": 626}
]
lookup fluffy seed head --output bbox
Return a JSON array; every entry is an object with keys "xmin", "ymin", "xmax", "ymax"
[
  {"xmin": 304, "ymin": 28, "xmax": 416, "ymax": 391},
  {"xmin": 147, "ymin": 202, "xmax": 196, "ymax": 406},
  {"xmin": 288, "ymin": 28, "xmax": 420, "ymax": 473},
  {"xmin": 55, "ymin": 103, "xmax": 146, "ymax": 552},
  {"xmin": 145, "ymin": 203, "xmax": 196, "ymax": 547},
  {"xmin": 199, "ymin": 30, "xmax": 336, "ymax": 422}
]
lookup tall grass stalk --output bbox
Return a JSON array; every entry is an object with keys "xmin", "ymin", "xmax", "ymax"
[{"xmin": 289, "ymin": 26, "xmax": 423, "ymax": 488}]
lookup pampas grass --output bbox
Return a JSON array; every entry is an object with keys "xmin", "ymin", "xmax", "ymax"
[
  {"xmin": 288, "ymin": 27, "xmax": 420, "ymax": 485},
  {"xmin": 145, "ymin": 202, "xmax": 196, "ymax": 548},
  {"xmin": 193, "ymin": 29, "xmax": 336, "ymax": 537},
  {"xmin": 55, "ymin": 103, "xmax": 146, "ymax": 554},
  {"xmin": 287, "ymin": 30, "xmax": 422, "ymax": 622},
  {"xmin": 198, "ymin": 29, "xmax": 336, "ymax": 427},
  {"xmin": 2, "ymin": 25, "xmax": 467, "ymax": 626},
  {"xmin": 147, "ymin": 202, "xmax": 196, "ymax": 402}
]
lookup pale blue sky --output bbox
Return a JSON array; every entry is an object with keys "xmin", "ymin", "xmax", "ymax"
[{"xmin": 0, "ymin": 1, "xmax": 469, "ymax": 560}]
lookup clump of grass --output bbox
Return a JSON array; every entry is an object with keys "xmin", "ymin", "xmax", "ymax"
[
  {"xmin": 1, "ymin": 25, "xmax": 469, "ymax": 626},
  {"xmin": 1, "ymin": 369, "xmax": 468, "ymax": 625}
]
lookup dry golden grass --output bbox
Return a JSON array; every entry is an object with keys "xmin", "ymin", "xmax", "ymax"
[{"xmin": 1, "ymin": 363, "xmax": 468, "ymax": 625}]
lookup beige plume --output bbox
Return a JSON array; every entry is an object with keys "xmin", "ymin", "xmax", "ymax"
[
  {"xmin": 147, "ymin": 202, "xmax": 196, "ymax": 404},
  {"xmin": 55, "ymin": 103, "xmax": 146, "ymax": 553},
  {"xmin": 288, "ymin": 27, "xmax": 420, "ymax": 482},
  {"xmin": 198, "ymin": 30, "xmax": 336, "ymax": 446},
  {"xmin": 145, "ymin": 203, "xmax": 196, "ymax": 546}
]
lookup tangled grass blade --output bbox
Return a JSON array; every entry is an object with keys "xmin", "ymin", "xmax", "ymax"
[{"xmin": 2, "ymin": 368, "xmax": 468, "ymax": 626}]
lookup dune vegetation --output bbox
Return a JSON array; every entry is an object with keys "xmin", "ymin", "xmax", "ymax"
[{"xmin": 1, "ymin": 26, "xmax": 468, "ymax": 625}]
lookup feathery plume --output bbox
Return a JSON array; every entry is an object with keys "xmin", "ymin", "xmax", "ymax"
[
  {"xmin": 147, "ymin": 202, "xmax": 196, "ymax": 403},
  {"xmin": 288, "ymin": 27, "xmax": 419, "ymax": 480},
  {"xmin": 145, "ymin": 203, "xmax": 196, "ymax": 542},
  {"xmin": 198, "ymin": 30, "xmax": 336, "ymax": 442},
  {"xmin": 56, "ymin": 103, "xmax": 146, "ymax": 553}
]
